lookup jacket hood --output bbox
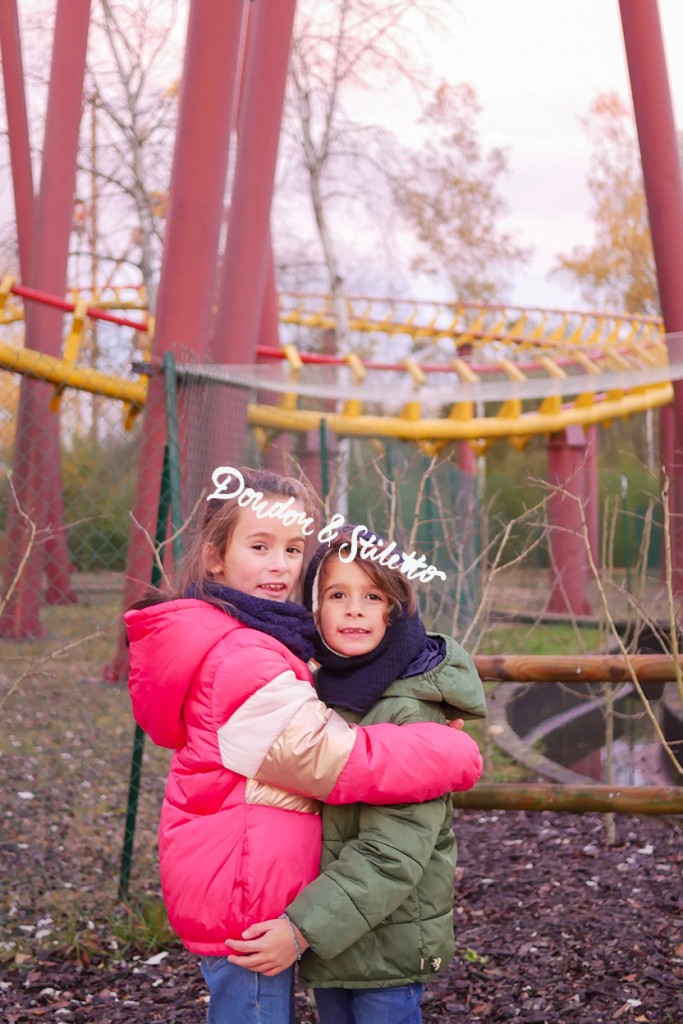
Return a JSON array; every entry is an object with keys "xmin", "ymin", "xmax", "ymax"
[
  {"xmin": 381, "ymin": 633, "xmax": 487, "ymax": 720},
  {"xmin": 125, "ymin": 599, "xmax": 239, "ymax": 748}
]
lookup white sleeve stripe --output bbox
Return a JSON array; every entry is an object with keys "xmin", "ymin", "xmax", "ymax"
[{"xmin": 216, "ymin": 670, "xmax": 314, "ymax": 777}]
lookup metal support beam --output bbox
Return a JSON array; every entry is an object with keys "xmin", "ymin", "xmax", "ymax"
[
  {"xmin": 212, "ymin": 0, "xmax": 297, "ymax": 364},
  {"xmin": 547, "ymin": 426, "xmax": 593, "ymax": 616},
  {"xmin": 584, "ymin": 425, "xmax": 599, "ymax": 566},
  {"xmin": 0, "ymin": 0, "xmax": 34, "ymax": 277},
  {"xmin": 1, "ymin": 0, "xmax": 90, "ymax": 636},
  {"xmin": 153, "ymin": 0, "xmax": 246, "ymax": 358},
  {"xmin": 619, "ymin": 0, "xmax": 683, "ymax": 594},
  {"xmin": 112, "ymin": 2, "xmax": 248, "ymax": 675}
]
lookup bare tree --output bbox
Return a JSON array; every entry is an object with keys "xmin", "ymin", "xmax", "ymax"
[
  {"xmin": 391, "ymin": 82, "xmax": 531, "ymax": 304},
  {"xmin": 550, "ymin": 91, "xmax": 669, "ymax": 316},
  {"xmin": 283, "ymin": 0, "xmax": 450, "ymax": 345},
  {"xmin": 75, "ymin": 0, "xmax": 184, "ymax": 309},
  {"xmin": 1, "ymin": 0, "xmax": 183, "ymax": 308}
]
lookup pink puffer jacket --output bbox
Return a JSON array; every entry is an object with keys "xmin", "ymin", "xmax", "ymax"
[{"xmin": 125, "ymin": 599, "xmax": 482, "ymax": 956}]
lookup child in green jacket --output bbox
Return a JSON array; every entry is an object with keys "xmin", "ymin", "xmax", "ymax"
[{"xmin": 229, "ymin": 530, "xmax": 487, "ymax": 1023}]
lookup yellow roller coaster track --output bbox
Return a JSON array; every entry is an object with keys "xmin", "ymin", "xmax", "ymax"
[
  {"xmin": 1, "ymin": 279, "xmax": 679, "ymax": 449},
  {"xmin": 195, "ymin": 292, "xmax": 679, "ymax": 453},
  {"xmin": 278, "ymin": 291, "xmax": 663, "ymax": 353}
]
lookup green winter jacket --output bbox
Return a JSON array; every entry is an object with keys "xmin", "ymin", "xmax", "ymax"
[{"xmin": 287, "ymin": 634, "xmax": 486, "ymax": 989}]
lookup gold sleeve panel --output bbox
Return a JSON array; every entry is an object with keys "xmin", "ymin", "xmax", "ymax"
[
  {"xmin": 244, "ymin": 778, "xmax": 321, "ymax": 815},
  {"xmin": 255, "ymin": 698, "xmax": 356, "ymax": 800}
]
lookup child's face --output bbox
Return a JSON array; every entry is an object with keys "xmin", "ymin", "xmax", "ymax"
[
  {"xmin": 318, "ymin": 558, "xmax": 390, "ymax": 656},
  {"xmin": 208, "ymin": 501, "xmax": 306, "ymax": 602}
]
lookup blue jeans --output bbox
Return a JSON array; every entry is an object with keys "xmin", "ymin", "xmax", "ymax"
[
  {"xmin": 200, "ymin": 957, "xmax": 295, "ymax": 1024},
  {"xmin": 314, "ymin": 983, "xmax": 424, "ymax": 1024}
]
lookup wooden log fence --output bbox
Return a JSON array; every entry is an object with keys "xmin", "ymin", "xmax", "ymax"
[
  {"xmin": 460, "ymin": 654, "xmax": 683, "ymax": 815},
  {"xmin": 473, "ymin": 653, "xmax": 678, "ymax": 684}
]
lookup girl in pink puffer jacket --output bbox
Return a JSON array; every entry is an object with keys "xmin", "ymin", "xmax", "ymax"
[{"xmin": 125, "ymin": 467, "xmax": 482, "ymax": 1024}]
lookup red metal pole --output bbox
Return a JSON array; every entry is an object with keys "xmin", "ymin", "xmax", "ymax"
[
  {"xmin": 1, "ymin": 0, "xmax": 90, "ymax": 636},
  {"xmin": 211, "ymin": 0, "xmax": 298, "ymax": 364},
  {"xmin": 618, "ymin": 0, "xmax": 683, "ymax": 593},
  {"xmin": 26, "ymin": 1, "xmax": 90, "ymax": 350},
  {"xmin": 458, "ymin": 442, "xmax": 476, "ymax": 477},
  {"xmin": 33, "ymin": 1, "xmax": 90, "ymax": 608},
  {"xmin": 260, "ymin": 244, "xmax": 296, "ymax": 473},
  {"xmin": 152, "ymin": 1, "xmax": 246, "ymax": 358},
  {"xmin": 584, "ymin": 425, "xmax": 599, "ymax": 566},
  {"xmin": 110, "ymin": 1, "xmax": 248, "ymax": 678},
  {"xmin": 0, "ymin": 0, "xmax": 34, "ymax": 277},
  {"xmin": 547, "ymin": 427, "xmax": 592, "ymax": 616}
]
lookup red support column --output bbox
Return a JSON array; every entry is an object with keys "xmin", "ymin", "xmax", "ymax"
[
  {"xmin": 584, "ymin": 425, "xmax": 600, "ymax": 567},
  {"xmin": 619, "ymin": 0, "xmax": 683, "ymax": 594},
  {"xmin": 152, "ymin": 1, "xmax": 246, "ymax": 360},
  {"xmin": 110, "ymin": 1, "xmax": 247, "ymax": 678},
  {"xmin": 0, "ymin": 0, "xmax": 34, "ymax": 276},
  {"xmin": 458, "ymin": 442, "xmax": 476, "ymax": 477},
  {"xmin": 259, "ymin": 247, "xmax": 295, "ymax": 475},
  {"xmin": 136, "ymin": 0, "xmax": 246, "ymax": 464},
  {"xmin": 211, "ymin": 0, "xmax": 297, "ymax": 364},
  {"xmin": 33, "ymin": 2, "xmax": 91, "ymax": 607},
  {"xmin": 457, "ymin": 346, "xmax": 476, "ymax": 484},
  {"xmin": 547, "ymin": 427, "xmax": 593, "ymax": 616},
  {"xmin": 1, "ymin": 0, "xmax": 90, "ymax": 636}
]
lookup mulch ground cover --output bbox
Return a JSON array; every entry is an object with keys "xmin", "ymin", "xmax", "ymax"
[
  {"xmin": 2, "ymin": 595, "xmax": 681, "ymax": 1022},
  {"xmin": 2, "ymin": 809, "xmax": 681, "ymax": 1024}
]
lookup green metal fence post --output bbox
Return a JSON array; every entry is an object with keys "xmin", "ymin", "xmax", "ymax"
[
  {"xmin": 319, "ymin": 417, "xmax": 329, "ymax": 507},
  {"xmin": 118, "ymin": 354, "xmax": 184, "ymax": 900}
]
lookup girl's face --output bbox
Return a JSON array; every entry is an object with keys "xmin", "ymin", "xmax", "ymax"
[
  {"xmin": 318, "ymin": 557, "xmax": 390, "ymax": 656},
  {"xmin": 208, "ymin": 501, "xmax": 306, "ymax": 602}
]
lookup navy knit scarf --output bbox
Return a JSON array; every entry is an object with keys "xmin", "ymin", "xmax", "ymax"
[
  {"xmin": 185, "ymin": 581, "xmax": 316, "ymax": 664},
  {"xmin": 312, "ymin": 608, "xmax": 428, "ymax": 714}
]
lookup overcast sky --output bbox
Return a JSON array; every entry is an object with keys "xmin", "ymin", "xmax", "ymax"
[{"xmin": 415, "ymin": 0, "xmax": 683, "ymax": 309}]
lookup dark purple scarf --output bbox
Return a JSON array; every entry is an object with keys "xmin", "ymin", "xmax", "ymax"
[{"xmin": 311, "ymin": 608, "xmax": 430, "ymax": 713}]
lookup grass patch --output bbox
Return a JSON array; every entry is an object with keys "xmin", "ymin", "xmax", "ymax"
[
  {"xmin": 112, "ymin": 895, "xmax": 178, "ymax": 956},
  {"xmin": 481, "ymin": 621, "xmax": 602, "ymax": 657}
]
